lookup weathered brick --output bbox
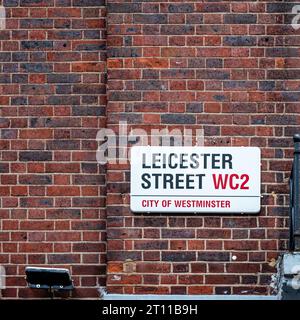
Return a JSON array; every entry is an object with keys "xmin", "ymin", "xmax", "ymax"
[
  {"xmin": 21, "ymin": 41, "xmax": 53, "ymax": 50},
  {"xmin": 133, "ymin": 14, "xmax": 167, "ymax": 24},
  {"xmin": 0, "ymin": 0, "xmax": 297, "ymax": 299},
  {"xmin": 224, "ymin": 14, "xmax": 257, "ymax": 24},
  {"xmin": 162, "ymin": 252, "xmax": 196, "ymax": 262},
  {"xmin": 168, "ymin": 4, "xmax": 194, "ymax": 13},
  {"xmin": 161, "ymin": 114, "xmax": 196, "ymax": 124},
  {"xmin": 19, "ymin": 152, "xmax": 52, "ymax": 162},
  {"xmin": 224, "ymin": 36, "xmax": 256, "ymax": 46}
]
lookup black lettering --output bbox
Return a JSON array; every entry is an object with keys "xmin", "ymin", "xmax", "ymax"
[
  {"xmin": 152, "ymin": 153, "xmax": 161, "ymax": 169},
  {"xmin": 141, "ymin": 173, "xmax": 151, "ymax": 189},
  {"xmin": 196, "ymin": 174, "xmax": 205, "ymax": 189},
  {"xmin": 203, "ymin": 154, "xmax": 210, "ymax": 169},
  {"xmin": 186, "ymin": 174, "xmax": 194, "ymax": 189},
  {"xmin": 190, "ymin": 153, "xmax": 199, "ymax": 169},
  {"xmin": 169, "ymin": 153, "xmax": 178, "ymax": 169},
  {"xmin": 163, "ymin": 174, "xmax": 174, "ymax": 189},
  {"xmin": 180, "ymin": 153, "xmax": 189, "ymax": 169},
  {"xmin": 223, "ymin": 154, "xmax": 233, "ymax": 169},
  {"xmin": 212, "ymin": 154, "xmax": 220, "ymax": 169},
  {"xmin": 175, "ymin": 174, "xmax": 185, "ymax": 189},
  {"xmin": 142, "ymin": 154, "xmax": 151, "ymax": 169},
  {"xmin": 152, "ymin": 173, "xmax": 161, "ymax": 189}
]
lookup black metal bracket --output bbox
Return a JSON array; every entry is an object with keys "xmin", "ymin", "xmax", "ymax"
[{"xmin": 290, "ymin": 134, "xmax": 300, "ymax": 251}]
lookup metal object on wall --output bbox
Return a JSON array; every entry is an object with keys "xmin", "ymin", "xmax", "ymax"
[
  {"xmin": 289, "ymin": 134, "xmax": 300, "ymax": 251},
  {"xmin": 25, "ymin": 267, "xmax": 74, "ymax": 291},
  {"xmin": 278, "ymin": 254, "xmax": 300, "ymax": 300}
]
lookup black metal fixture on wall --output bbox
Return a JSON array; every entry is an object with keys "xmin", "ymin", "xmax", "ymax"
[
  {"xmin": 289, "ymin": 134, "xmax": 300, "ymax": 251},
  {"xmin": 25, "ymin": 267, "xmax": 74, "ymax": 298}
]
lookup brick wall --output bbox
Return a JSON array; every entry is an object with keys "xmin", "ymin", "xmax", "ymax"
[
  {"xmin": 0, "ymin": 0, "xmax": 106, "ymax": 298},
  {"xmin": 0, "ymin": 0, "xmax": 299, "ymax": 298},
  {"xmin": 106, "ymin": 1, "xmax": 299, "ymax": 295}
]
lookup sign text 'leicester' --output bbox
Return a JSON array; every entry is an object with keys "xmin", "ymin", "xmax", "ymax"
[{"xmin": 130, "ymin": 147, "xmax": 261, "ymax": 214}]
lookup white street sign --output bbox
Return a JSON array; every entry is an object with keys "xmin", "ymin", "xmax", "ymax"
[{"xmin": 130, "ymin": 146, "xmax": 261, "ymax": 214}]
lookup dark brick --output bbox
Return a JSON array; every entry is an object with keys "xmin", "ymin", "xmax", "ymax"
[
  {"xmin": 107, "ymin": 3, "xmax": 141, "ymax": 13},
  {"xmin": 12, "ymin": 52, "xmax": 28, "ymax": 62},
  {"xmin": 198, "ymin": 252, "xmax": 230, "ymax": 262},
  {"xmin": 119, "ymin": 113, "xmax": 142, "ymax": 124},
  {"xmin": 108, "ymin": 47, "xmax": 141, "ymax": 58},
  {"xmin": 19, "ymin": 152, "xmax": 52, "ymax": 162},
  {"xmin": 73, "ymin": 0, "xmax": 105, "ymax": 6},
  {"xmin": 134, "ymin": 14, "xmax": 167, "ymax": 24},
  {"xmin": 134, "ymin": 218, "xmax": 167, "ymax": 228},
  {"xmin": 20, "ymin": 19, "xmax": 54, "ymax": 29},
  {"xmin": 281, "ymin": 92, "xmax": 300, "ymax": 102},
  {"xmin": 72, "ymin": 106, "xmax": 105, "ymax": 116},
  {"xmin": 161, "ymin": 114, "xmax": 196, "ymax": 124},
  {"xmin": 0, "ymin": 74, "xmax": 11, "ymax": 83},
  {"xmin": 56, "ymin": 85, "xmax": 72, "ymax": 94},
  {"xmin": 48, "ymin": 254, "xmax": 80, "ymax": 264},
  {"xmin": 186, "ymin": 103, "xmax": 203, "ymax": 113},
  {"xmin": 75, "ymin": 42, "xmax": 106, "ymax": 51},
  {"xmin": 47, "ymin": 140, "xmax": 80, "ymax": 150},
  {"xmin": 206, "ymin": 58, "xmax": 223, "ymax": 68},
  {"xmin": 73, "ymin": 84, "xmax": 106, "ymax": 94},
  {"xmin": 81, "ymin": 163, "xmax": 98, "ymax": 174},
  {"xmin": 12, "ymin": 74, "xmax": 28, "ymax": 83},
  {"xmin": 168, "ymin": 4, "xmax": 194, "ymax": 13},
  {"xmin": 161, "ymin": 69, "xmax": 194, "ymax": 79},
  {"xmin": 162, "ymin": 229, "xmax": 195, "ymax": 238},
  {"xmin": 224, "ymin": 36, "xmax": 256, "ymax": 46},
  {"xmin": 73, "ymin": 175, "xmax": 105, "ymax": 185},
  {"xmin": 11, "ymin": 97, "xmax": 27, "ymax": 105},
  {"xmin": 4, "ymin": 0, "xmax": 18, "ymax": 6},
  {"xmin": 259, "ymin": 81, "xmax": 275, "ymax": 91},
  {"xmin": 196, "ymin": 70, "xmax": 230, "ymax": 80},
  {"xmin": 162, "ymin": 252, "xmax": 196, "ymax": 262},
  {"xmin": 107, "ymin": 251, "xmax": 142, "ymax": 261},
  {"xmin": 19, "ymin": 175, "xmax": 52, "ymax": 185},
  {"xmin": 109, "ymin": 91, "xmax": 141, "ymax": 101},
  {"xmin": 266, "ymin": 115, "xmax": 298, "ymax": 125},
  {"xmin": 20, "ymin": 198, "xmax": 53, "ymax": 208},
  {"xmin": 223, "ymin": 81, "xmax": 257, "ymax": 90},
  {"xmin": 20, "ymin": 0, "xmax": 54, "ymax": 5},
  {"xmin": 224, "ymin": 14, "xmax": 257, "ymax": 24},
  {"xmin": 134, "ymin": 80, "xmax": 166, "ymax": 91},
  {"xmin": 51, "ymin": 30, "xmax": 81, "ymax": 39},
  {"xmin": 0, "ymin": 53, "xmax": 11, "ymax": 62},
  {"xmin": 267, "ymin": 3, "xmax": 297, "ymax": 13},
  {"xmin": 1, "ymin": 129, "xmax": 17, "ymax": 139},
  {"xmin": 0, "ymin": 163, "xmax": 9, "ymax": 173},
  {"xmin": 267, "ymin": 70, "xmax": 300, "ymax": 80},
  {"xmin": 21, "ymin": 85, "xmax": 53, "ymax": 95},
  {"xmin": 20, "ymin": 63, "xmax": 52, "ymax": 73},
  {"xmin": 201, "ymin": 3, "xmax": 230, "ymax": 12},
  {"xmin": 266, "ymin": 48, "xmax": 299, "ymax": 57},
  {"xmin": 21, "ymin": 41, "xmax": 53, "ymax": 50},
  {"xmin": 161, "ymin": 25, "xmax": 194, "ymax": 35},
  {"xmin": 47, "ymin": 96, "xmax": 80, "ymax": 105}
]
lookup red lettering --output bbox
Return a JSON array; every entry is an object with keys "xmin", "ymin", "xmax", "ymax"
[
  {"xmin": 229, "ymin": 174, "xmax": 239, "ymax": 190},
  {"xmin": 212, "ymin": 174, "xmax": 250, "ymax": 190},
  {"xmin": 212, "ymin": 174, "xmax": 229, "ymax": 189},
  {"xmin": 240, "ymin": 174, "xmax": 250, "ymax": 190}
]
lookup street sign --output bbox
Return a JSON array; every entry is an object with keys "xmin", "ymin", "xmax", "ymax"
[{"xmin": 130, "ymin": 146, "xmax": 261, "ymax": 214}]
